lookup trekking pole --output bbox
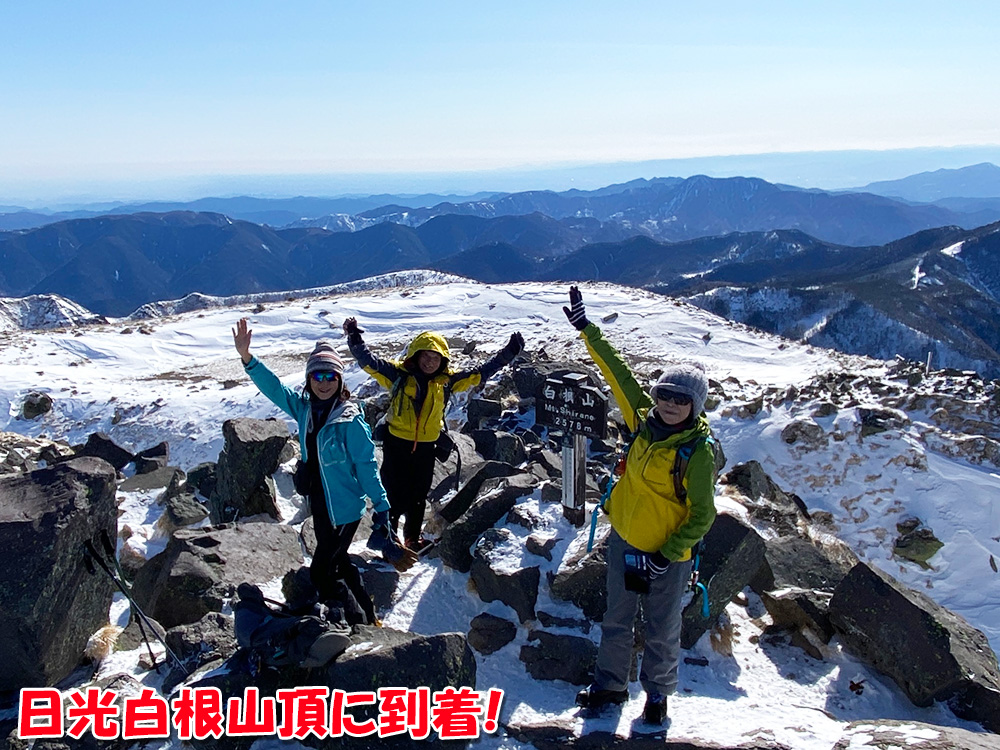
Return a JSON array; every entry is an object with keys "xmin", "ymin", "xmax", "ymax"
[
  {"xmin": 82, "ymin": 539, "xmax": 188, "ymax": 675},
  {"xmin": 83, "ymin": 541, "xmax": 160, "ymax": 672},
  {"xmin": 100, "ymin": 530, "xmax": 132, "ymax": 591}
]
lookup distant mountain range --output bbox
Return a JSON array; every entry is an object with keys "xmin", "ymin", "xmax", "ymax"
[
  {"xmin": 859, "ymin": 162, "xmax": 1000, "ymax": 202},
  {"xmin": 5, "ymin": 167, "xmax": 1000, "ymax": 246},
  {"xmin": 2, "ymin": 206, "xmax": 998, "ymax": 377},
  {"xmin": 0, "ymin": 192, "xmax": 501, "ymax": 232}
]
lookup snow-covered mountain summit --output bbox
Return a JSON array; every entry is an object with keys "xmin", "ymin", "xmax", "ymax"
[{"xmin": 1, "ymin": 278, "xmax": 998, "ymax": 748}]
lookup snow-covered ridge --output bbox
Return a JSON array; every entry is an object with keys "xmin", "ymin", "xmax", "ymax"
[
  {"xmin": 127, "ymin": 270, "xmax": 468, "ymax": 320},
  {"xmin": 0, "ymin": 294, "xmax": 105, "ymax": 332},
  {"xmin": 0, "ymin": 271, "xmax": 469, "ymax": 331}
]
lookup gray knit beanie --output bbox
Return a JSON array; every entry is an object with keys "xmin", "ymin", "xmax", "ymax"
[
  {"xmin": 649, "ymin": 362, "xmax": 709, "ymax": 416},
  {"xmin": 305, "ymin": 341, "xmax": 345, "ymax": 378}
]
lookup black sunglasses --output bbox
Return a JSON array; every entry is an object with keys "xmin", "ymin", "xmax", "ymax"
[
  {"xmin": 310, "ymin": 371, "xmax": 340, "ymax": 383},
  {"xmin": 654, "ymin": 387, "xmax": 693, "ymax": 405}
]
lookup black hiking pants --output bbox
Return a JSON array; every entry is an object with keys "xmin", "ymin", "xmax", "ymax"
[
  {"xmin": 309, "ymin": 507, "xmax": 375, "ymax": 625},
  {"xmin": 380, "ymin": 433, "xmax": 437, "ymax": 546}
]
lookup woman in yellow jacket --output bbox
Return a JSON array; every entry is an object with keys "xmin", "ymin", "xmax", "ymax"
[
  {"xmin": 564, "ymin": 286, "xmax": 717, "ymax": 726},
  {"xmin": 343, "ymin": 318, "xmax": 524, "ymax": 550}
]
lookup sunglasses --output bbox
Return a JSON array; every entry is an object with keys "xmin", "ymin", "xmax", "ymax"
[
  {"xmin": 310, "ymin": 371, "xmax": 340, "ymax": 383},
  {"xmin": 654, "ymin": 387, "xmax": 693, "ymax": 406}
]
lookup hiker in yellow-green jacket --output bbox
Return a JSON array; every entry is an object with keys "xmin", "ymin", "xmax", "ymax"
[
  {"xmin": 564, "ymin": 286, "xmax": 718, "ymax": 726},
  {"xmin": 343, "ymin": 318, "xmax": 524, "ymax": 551}
]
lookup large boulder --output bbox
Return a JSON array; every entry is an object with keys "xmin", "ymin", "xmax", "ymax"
[
  {"xmin": 858, "ymin": 406, "xmax": 909, "ymax": 437},
  {"xmin": 164, "ymin": 612, "xmax": 238, "ymax": 672},
  {"xmin": 120, "ymin": 465, "xmax": 185, "ymax": 495},
  {"xmin": 470, "ymin": 430, "xmax": 528, "ymax": 466},
  {"xmin": 429, "ymin": 431, "xmax": 485, "ymax": 501},
  {"xmin": 74, "ymin": 432, "xmax": 133, "ymax": 470},
  {"xmin": 681, "ymin": 513, "xmax": 767, "ymax": 649},
  {"xmin": 133, "ymin": 441, "xmax": 170, "ymax": 474},
  {"xmin": 21, "ymin": 391, "xmax": 54, "ymax": 420},
  {"xmin": 723, "ymin": 461, "xmax": 810, "ymax": 536},
  {"xmin": 131, "ymin": 523, "xmax": 303, "ymax": 628},
  {"xmin": 438, "ymin": 461, "xmax": 523, "ymax": 523},
  {"xmin": 0, "ymin": 458, "xmax": 117, "ymax": 690},
  {"xmin": 211, "ymin": 418, "xmax": 290, "ymax": 523},
  {"xmin": 470, "ymin": 528, "xmax": 540, "ymax": 623},
  {"xmin": 780, "ymin": 419, "xmax": 827, "ymax": 450},
  {"xmin": 467, "ymin": 613, "xmax": 517, "ymax": 655},
  {"xmin": 832, "ymin": 720, "xmax": 1000, "ymax": 749},
  {"xmin": 548, "ymin": 530, "xmax": 609, "ymax": 621},
  {"xmin": 437, "ymin": 473, "xmax": 538, "ymax": 573},
  {"xmin": 752, "ymin": 534, "xmax": 858, "ymax": 593},
  {"xmin": 465, "ymin": 397, "xmax": 503, "ymax": 430},
  {"xmin": 751, "ymin": 534, "xmax": 858, "ymax": 642},
  {"xmin": 830, "ymin": 562, "xmax": 1000, "ymax": 732},
  {"xmin": 519, "ymin": 630, "xmax": 597, "ymax": 685},
  {"xmin": 185, "ymin": 462, "xmax": 218, "ymax": 499},
  {"xmin": 163, "ymin": 493, "xmax": 211, "ymax": 530},
  {"xmin": 190, "ymin": 625, "xmax": 476, "ymax": 750}
]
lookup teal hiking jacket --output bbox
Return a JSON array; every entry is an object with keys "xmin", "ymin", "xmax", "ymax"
[{"xmin": 244, "ymin": 356, "xmax": 390, "ymax": 525}]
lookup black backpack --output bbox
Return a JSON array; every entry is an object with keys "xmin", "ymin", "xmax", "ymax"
[{"xmin": 233, "ymin": 584, "xmax": 352, "ymax": 671}]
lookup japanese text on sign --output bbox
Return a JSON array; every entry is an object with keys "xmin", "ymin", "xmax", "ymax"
[{"xmin": 536, "ymin": 376, "xmax": 607, "ymax": 439}]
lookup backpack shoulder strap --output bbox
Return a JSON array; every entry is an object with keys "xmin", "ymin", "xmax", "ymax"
[{"xmin": 672, "ymin": 434, "xmax": 714, "ymax": 502}]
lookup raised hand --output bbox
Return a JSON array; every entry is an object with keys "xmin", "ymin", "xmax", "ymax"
[
  {"xmin": 501, "ymin": 332, "xmax": 525, "ymax": 362},
  {"xmin": 343, "ymin": 317, "xmax": 364, "ymax": 337},
  {"xmin": 232, "ymin": 317, "xmax": 253, "ymax": 364},
  {"xmin": 563, "ymin": 285, "xmax": 590, "ymax": 331}
]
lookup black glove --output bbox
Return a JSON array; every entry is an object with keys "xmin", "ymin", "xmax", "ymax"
[
  {"xmin": 500, "ymin": 332, "xmax": 524, "ymax": 363},
  {"xmin": 372, "ymin": 509, "xmax": 390, "ymax": 531},
  {"xmin": 343, "ymin": 317, "xmax": 364, "ymax": 343},
  {"xmin": 648, "ymin": 552, "xmax": 671, "ymax": 577},
  {"xmin": 563, "ymin": 285, "xmax": 590, "ymax": 331},
  {"xmin": 623, "ymin": 550, "xmax": 671, "ymax": 593}
]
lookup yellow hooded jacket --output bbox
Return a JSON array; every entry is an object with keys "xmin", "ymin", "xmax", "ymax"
[{"xmin": 348, "ymin": 330, "xmax": 514, "ymax": 444}]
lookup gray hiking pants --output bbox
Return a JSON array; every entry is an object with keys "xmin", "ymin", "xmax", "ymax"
[{"xmin": 593, "ymin": 528, "xmax": 692, "ymax": 697}]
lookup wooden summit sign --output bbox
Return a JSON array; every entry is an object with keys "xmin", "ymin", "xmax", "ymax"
[{"xmin": 536, "ymin": 373, "xmax": 608, "ymax": 440}]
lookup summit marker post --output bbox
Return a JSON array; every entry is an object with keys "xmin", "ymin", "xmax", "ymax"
[{"xmin": 536, "ymin": 373, "xmax": 607, "ymax": 526}]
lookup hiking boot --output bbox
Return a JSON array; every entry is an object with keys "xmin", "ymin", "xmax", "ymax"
[
  {"xmin": 643, "ymin": 693, "xmax": 667, "ymax": 725},
  {"xmin": 405, "ymin": 536, "xmax": 435, "ymax": 555},
  {"xmin": 575, "ymin": 685, "xmax": 628, "ymax": 709}
]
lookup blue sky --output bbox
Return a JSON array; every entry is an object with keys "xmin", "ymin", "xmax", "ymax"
[{"xmin": 2, "ymin": 1, "xmax": 999, "ymax": 202}]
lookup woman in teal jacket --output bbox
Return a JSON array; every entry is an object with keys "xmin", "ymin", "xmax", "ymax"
[{"xmin": 233, "ymin": 318, "xmax": 414, "ymax": 624}]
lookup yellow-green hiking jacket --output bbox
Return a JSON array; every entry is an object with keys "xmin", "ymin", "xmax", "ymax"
[
  {"xmin": 582, "ymin": 323, "xmax": 717, "ymax": 561},
  {"xmin": 348, "ymin": 330, "xmax": 515, "ymax": 444}
]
